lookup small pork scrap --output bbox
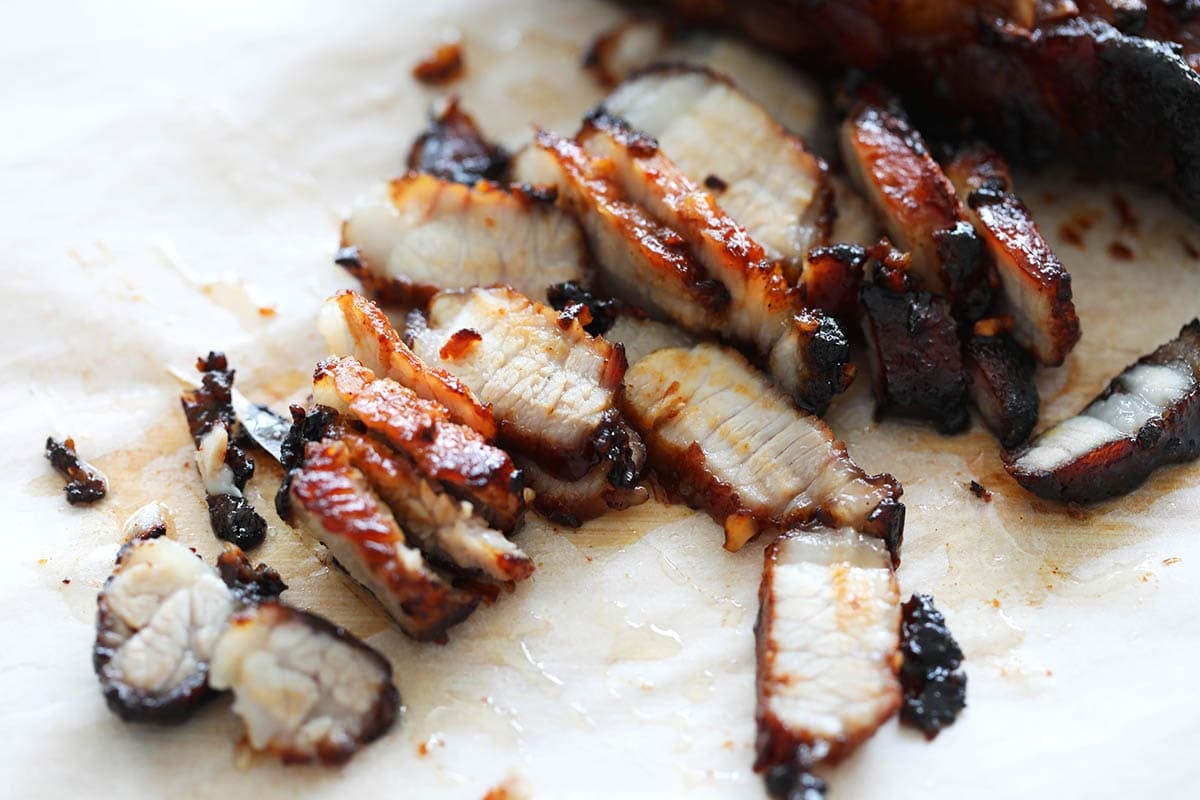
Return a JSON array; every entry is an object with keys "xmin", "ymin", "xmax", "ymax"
[
  {"xmin": 859, "ymin": 243, "xmax": 969, "ymax": 434},
  {"xmin": 515, "ymin": 455, "xmax": 650, "ymax": 528},
  {"xmin": 209, "ymin": 600, "xmax": 400, "ymax": 765},
  {"xmin": 623, "ymin": 343, "xmax": 903, "ymax": 557},
  {"xmin": 965, "ymin": 319, "xmax": 1040, "ymax": 449},
  {"xmin": 407, "ymin": 95, "xmax": 510, "ymax": 185},
  {"xmin": 44, "ymin": 436, "xmax": 108, "ymax": 505},
  {"xmin": 578, "ymin": 113, "xmax": 854, "ymax": 413},
  {"xmin": 755, "ymin": 529, "xmax": 901, "ymax": 782},
  {"xmin": 180, "ymin": 352, "xmax": 268, "ymax": 550},
  {"xmin": 1007, "ymin": 319, "xmax": 1200, "ymax": 502},
  {"xmin": 840, "ymin": 100, "xmax": 991, "ymax": 321},
  {"xmin": 312, "ymin": 355, "xmax": 524, "ymax": 532},
  {"xmin": 338, "ymin": 173, "xmax": 587, "ymax": 307},
  {"xmin": 286, "ymin": 437, "xmax": 479, "ymax": 640},
  {"xmin": 600, "ymin": 65, "xmax": 831, "ymax": 283},
  {"xmin": 946, "ymin": 144, "xmax": 1081, "ymax": 366},
  {"xmin": 94, "ymin": 504, "xmax": 236, "ymax": 723},
  {"xmin": 407, "ymin": 286, "xmax": 636, "ymax": 479},
  {"xmin": 319, "ymin": 289, "xmax": 497, "ymax": 439},
  {"xmin": 898, "ymin": 593, "xmax": 967, "ymax": 740}
]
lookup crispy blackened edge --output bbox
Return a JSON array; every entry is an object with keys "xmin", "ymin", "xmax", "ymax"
[
  {"xmin": 407, "ymin": 96, "xmax": 511, "ymax": 186},
  {"xmin": 899, "ymin": 593, "xmax": 967, "ymax": 739},
  {"xmin": 794, "ymin": 309, "xmax": 856, "ymax": 417},
  {"xmin": 546, "ymin": 280, "xmax": 620, "ymax": 336},
  {"xmin": 45, "ymin": 436, "xmax": 108, "ymax": 505},
  {"xmin": 275, "ymin": 404, "xmax": 340, "ymax": 522},
  {"xmin": 932, "ymin": 219, "xmax": 992, "ymax": 323},
  {"xmin": 217, "ymin": 544, "xmax": 288, "ymax": 604},
  {"xmin": 800, "ymin": 244, "xmax": 867, "ymax": 326},
  {"xmin": 965, "ymin": 333, "xmax": 1040, "ymax": 449}
]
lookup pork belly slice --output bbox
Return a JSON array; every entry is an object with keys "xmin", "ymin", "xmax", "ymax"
[
  {"xmin": 600, "ymin": 65, "xmax": 831, "ymax": 283},
  {"xmin": 44, "ymin": 436, "xmax": 108, "ymax": 505},
  {"xmin": 840, "ymin": 102, "xmax": 991, "ymax": 321},
  {"xmin": 1007, "ymin": 319, "xmax": 1200, "ymax": 501},
  {"xmin": 518, "ymin": 451, "xmax": 650, "ymax": 527},
  {"xmin": 755, "ymin": 528, "xmax": 901, "ymax": 776},
  {"xmin": 312, "ymin": 356, "xmax": 524, "ymax": 532},
  {"xmin": 946, "ymin": 145, "xmax": 1081, "ymax": 366},
  {"xmin": 965, "ymin": 321, "xmax": 1040, "ymax": 449},
  {"xmin": 579, "ymin": 114, "xmax": 853, "ymax": 413},
  {"xmin": 95, "ymin": 504, "xmax": 236, "ymax": 724},
  {"xmin": 859, "ymin": 245, "xmax": 969, "ymax": 434},
  {"xmin": 407, "ymin": 94, "xmax": 509, "ymax": 186},
  {"xmin": 288, "ymin": 438, "xmax": 478, "ymax": 640},
  {"xmin": 319, "ymin": 289, "xmax": 497, "ymax": 439},
  {"xmin": 209, "ymin": 600, "xmax": 400, "ymax": 765},
  {"xmin": 623, "ymin": 343, "xmax": 903, "ymax": 558},
  {"xmin": 407, "ymin": 286, "xmax": 641, "ymax": 484},
  {"xmin": 337, "ymin": 173, "xmax": 587, "ymax": 307},
  {"xmin": 180, "ymin": 352, "xmax": 268, "ymax": 550},
  {"xmin": 525, "ymin": 129, "xmax": 731, "ymax": 333},
  {"xmin": 604, "ymin": 314, "xmax": 696, "ymax": 366}
]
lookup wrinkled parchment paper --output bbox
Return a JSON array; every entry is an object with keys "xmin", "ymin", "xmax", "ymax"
[{"xmin": 4, "ymin": 1, "xmax": 1200, "ymax": 797}]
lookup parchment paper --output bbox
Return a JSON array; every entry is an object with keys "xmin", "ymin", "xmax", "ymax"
[{"xmin": 3, "ymin": 1, "xmax": 1199, "ymax": 797}]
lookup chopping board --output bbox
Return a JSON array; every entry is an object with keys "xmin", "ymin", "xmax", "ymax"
[{"xmin": 3, "ymin": 1, "xmax": 1199, "ymax": 797}]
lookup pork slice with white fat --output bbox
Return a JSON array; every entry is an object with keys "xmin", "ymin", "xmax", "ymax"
[
  {"xmin": 338, "ymin": 173, "xmax": 587, "ymax": 307},
  {"xmin": 755, "ymin": 528, "xmax": 901, "ymax": 783},
  {"xmin": 622, "ymin": 343, "xmax": 903, "ymax": 557},
  {"xmin": 1007, "ymin": 319, "xmax": 1200, "ymax": 501},
  {"xmin": 209, "ymin": 600, "xmax": 400, "ymax": 765}
]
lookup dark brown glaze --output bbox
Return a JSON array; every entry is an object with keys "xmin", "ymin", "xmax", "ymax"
[
  {"xmin": 518, "ymin": 449, "xmax": 649, "ymax": 528},
  {"xmin": 798, "ymin": 244, "xmax": 867, "ymax": 327},
  {"xmin": 407, "ymin": 95, "xmax": 510, "ymax": 185},
  {"xmin": 220, "ymin": 601, "xmax": 400, "ymax": 765},
  {"xmin": 643, "ymin": 2, "xmax": 1200, "ymax": 220},
  {"xmin": 946, "ymin": 145, "xmax": 1080, "ymax": 366},
  {"xmin": 216, "ymin": 544, "xmax": 288, "ymax": 604},
  {"xmin": 44, "ymin": 436, "xmax": 107, "ymax": 505},
  {"xmin": 180, "ymin": 352, "xmax": 267, "ymax": 550},
  {"xmin": 859, "ymin": 244, "xmax": 969, "ymax": 434},
  {"xmin": 276, "ymin": 404, "xmax": 339, "ymax": 521},
  {"xmin": 315, "ymin": 357, "xmax": 525, "ymax": 532},
  {"xmin": 899, "ymin": 593, "xmax": 967, "ymax": 740},
  {"xmin": 1007, "ymin": 319, "xmax": 1200, "ymax": 501},
  {"xmin": 289, "ymin": 439, "xmax": 479, "ymax": 640},
  {"xmin": 412, "ymin": 41, "xmax": 464, "ymax": 85},
  {"xmin": 546, "ymin": 280, "xmax": 620, "ymax": 336},
  {"xmin": 965, "ymin": 325, "xmax": 1040, "ymax": 449},
  {"xmin": 839, "ymin": 100, "xmax": 992, "ymax": 322}
]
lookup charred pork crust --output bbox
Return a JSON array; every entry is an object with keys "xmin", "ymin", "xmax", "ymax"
[
  {"xmin": 965, "ymin": 325, "xmax": 1040, "ymax": 449},
  {"xmin": 276, "ymin": 404, "xmax": 339, "ymax": 522},
  {"xmin": 899, "ymin": 593, "xmax": 967, "ymax": 740},
  {"xmin": 517, "ymin": 451, "xmax": 650, "ymax": 527},
  {"xmin": 859, "ymin": 245, "xmax": 969, "ymax": 435},
  {"xmin": 1007, "ymin": 319, "xmax": 1200, "ymax": 501},
  {"xmin": 407, "ymin": 95, "xmax": 510, "ymax": 185},
  {"xmin": 209, "ymin": 600, "xmax": 400, "ymax": 765},
  {"xmin": 45, "ymin": 436, "xmax": 108, "ymax": 505},
  {"xmin": 947, "ymin": 145, "xmax": 1081, "ymax": 366},
  {"xmin": 798, "ymin": 245, "xmax": 866, "ymax": 327},
  {"xmin": 839, "ymin": 99, "xmax": 992, "ymax": 322},
  {"xmin": 763, "ymin": 763, "xmax": 827, "ymax": 800},
  {"xmin": 180, "ymin": 352, "xmax": 268, "ymax": 550},
  {"xmin": 546, "ymin": 280, "xmax": 620, "ymax": 336},
  {"xmin": 216, "ymin": 544, "xmax": 288, "ymax": 604}
]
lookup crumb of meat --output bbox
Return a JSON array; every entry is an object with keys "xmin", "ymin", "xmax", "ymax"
[
  {"xmin": 413, "ymin": 41, "xmax": 464, "ymax": 85},
  {"xmin": 898, "ymin": 593, "xmax": 967, "ymax": 739},
  {"xmin": 45, "ymin": 436, "xmax": 108, "ymax": 505},
  {"xmin": 967, "ymin": 480, "xmax": 992, "ymax": 501}
]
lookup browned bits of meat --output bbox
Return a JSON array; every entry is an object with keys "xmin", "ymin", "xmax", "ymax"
[
  {"xmin": 967, "ymin": 480, "xmax": 992, "ymax": 501},
  {"xmin": 407, "ymin": 95, "xmax": 510, "ymax": 185},
  {"xmin": 546, "ymin": 280, "xmax": 620, "ymax": 336},
  {"xmin": 764, "ymin": 760, "xmax": 827, "ymax": 800},
  {"xmin": 412, "ymin": 40, "xmax": 464, "ymax": 85},
  {"xmin": 899, "ymin": 593, "xmax": 967, "ymax": 739},
  {"xmin": 1108, "ymin": 240, "xmax": 1135, "ymax": 260},
  {"xmin": 965, "ymin": 331, "xmax": 1040, "ymax": 449},
  {"xmin": 216, "ymin": 543, "xmax": 288, "ymax": 603},
  {"xmin": 703, "ymin": 173, "xmax": 728, "ymax": 192},
  {"xmin": 798, "ymin": 244, "xmax": 866, "ymax": 325},
  {"xmin": 45, "ymin": 436, "xmax": 108, "ymax": 505}
]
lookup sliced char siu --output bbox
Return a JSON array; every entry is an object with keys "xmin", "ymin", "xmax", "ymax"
[
  {"xmin": 859, "ymin": 244, "xmax": 969, "ymax": 434},
  {"xmin": 338, "ymin": 173, "xmax": 587, "ymax": 308},
  {"xmin": 946, "ymin": 144, "xmax": 1081, "ymax": 367},
  {"xmin": 755, "ymin": 529, "xmax": 901, "ymax": 779},
  {"xmin": 1007, "ymin": 319, "xmax": 1200, "ymax": 501},
  {"xmin": 577, "ymin": 113, "xmax": 854, "ymax": 414},
  {"xmin": 965, "ymin": 319, "xmax": 1040, "ymax": 450},
  {"xmin": 622, "ymin": 343, "xmax": 903, "ymax": 559},
  {"xmin": 407, "ymin": 95, "xmax": 510, "ymax": 186}
]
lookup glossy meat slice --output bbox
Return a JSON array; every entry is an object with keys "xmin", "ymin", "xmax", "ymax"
[
  {"xmin": 312, "ymin": 356, "xmax": 524, "ymax": 532},
  {"xmin": 580, "ymin": 114, "xmax": 853, "ymax": 413},
  {"xmin": 319, "ymin": 289, "xmax": 497, "ymax": 439},
  {"xmin": 338, "ymin": 173, "xmax": 587, "ymax": 307},
  {"xmin": 408, "ymin": 286, "xmax": 639, "ymax": 484},
  {"xmin": 965, "ymin": 322, "xmax": 1040, "ymax": 449},
  {"xmin": 288, "ymin": 439, "xmax": 478, "ymax": 640},
  {"xmin": 946, "ymin": 145, "xmax": 1081, "ymax": 366},
  {"xmin": 623, "ymin": 343, "xmax": 903, "ymax": 558},
  {"xmin": 797, "ymin": 244, "xmax": 867, "ymax": 326},
  {"xmin": 94, "ymin": 504, "xmax": 235, "ymax": 724},
  {"xmin": 839, "ymin": 101, "xmax": 991, "ymax": 320},
  {"xmin": 755, "ymin": 528, "xmax": 901, "ymax": 776},
  {"xmin": 524, "ymin": 129, "xmax": 731, "ymax": 332},
  {"xmin": 407, "ymin": 94, "xmax": 509, "ymax": 185},
  {"xmin": 209, "ymin": 600, "xmax": 400, "ymax": 765},
  {"xmin": 517, "ymin": 452, "xmax": 649, "ymax": 527},
  {"xmin": 859, "ymin": 245, "xmax": 969, "ymax": 434},
  {"xmin": 600, "ymin": 65, "xmax": 831, "ymax": 282},
  {"xmin": 1007, "ymin": 319, "xmax": 1200, "ymax": 501}
]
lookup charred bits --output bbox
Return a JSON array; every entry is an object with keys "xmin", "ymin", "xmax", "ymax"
[
  {"xmin": 45, "ymin": 436, "xmax": 108, "ymax": 505},
  {"xmin": 899, "ymin": 593, "xmax": 967, "ymax": 739},
  {"xmin": 412, "ymin": 41, "xmax": 464, "ymax": 86}
]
